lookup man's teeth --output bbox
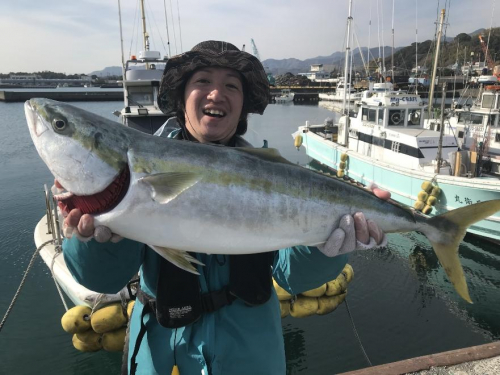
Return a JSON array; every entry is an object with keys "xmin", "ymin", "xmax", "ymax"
[{"xmin": 203, "ymin": 109, "xmax": 225, "ymax": 117}]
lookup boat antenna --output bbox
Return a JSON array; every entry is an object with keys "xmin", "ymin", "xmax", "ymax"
[
  {"xmin": 428, "ymin": 9, "xmax": 446, "ymax": 119},
  {"xmin": 163, "ymin": 0, "xmax": 172, "ymax": 57},
  {"xmin": 176, "ymin": 0, "xmax": 183, "ymax": 53},
  {"xmin": 343, "ymin": 0, "xmax": 353, "ymax": 117},
  {"xmin": 415, "ymin": 0, "xmax": 418, "ymax": 94},
  {"xmin": 391, "ymin": 0, "xmax": 395, "ymax": 83},
  {"xmin": 169, "ymin": 0, "xmax": 178, "ymax": 54},
  {"xmin": 380, "ymin": 0, "xmax": 386, "ymax": 80},
  {"xmin": 140, "ymin": 0, "xmax": 148, "ymax": 51},
  {"xmin": 117, "ymin": 0, "xmax": 126, "ymax": 80},
  {"xmin": 367, "ymin": 0, "xmax": 372, "ymax": 76}
]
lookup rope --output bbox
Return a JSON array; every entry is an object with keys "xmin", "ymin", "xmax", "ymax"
[
  {"xmin": 344, "ymin": 298, "xmax": 373, "ymax": 367},
  {"xmin": 50, "ymin": 249, "xmax": 69, "ymax": 312},
  {"xmin": 0, "ymin": 239, "xmax": 53, "ymax": 333}
]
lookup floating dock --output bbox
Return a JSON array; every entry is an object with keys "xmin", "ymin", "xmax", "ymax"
[
  {"xmin": 338, "ymin": 341, "xmax": 500, "ymax": 375},
  {"xmin": 0, "ymin": 90, "xmax": 123, "ymax": 102}
]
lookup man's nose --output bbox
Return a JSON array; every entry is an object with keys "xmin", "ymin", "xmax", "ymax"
[{"xmin": 207, "ymin": 85, "xmax": 225, "ymax": 101}]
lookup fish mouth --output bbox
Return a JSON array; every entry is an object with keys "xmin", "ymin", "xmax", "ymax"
[{"xmin": 55, "ymin": 166, "xmax": 130, "ymax": 215}]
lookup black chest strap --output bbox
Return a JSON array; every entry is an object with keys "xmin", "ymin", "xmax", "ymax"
[{"xmin": 130, "ymin": 252, "xmax": 275, "ymax": 374}]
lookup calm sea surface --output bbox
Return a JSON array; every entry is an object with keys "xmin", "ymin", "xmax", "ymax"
[{"xmin": 0, "ymin": 97, "xmax": 499, "ymax": 375}]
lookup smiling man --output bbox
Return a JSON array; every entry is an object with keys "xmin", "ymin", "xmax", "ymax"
[{"xmin": 61, "ymin": 40, "xmax": 388, "ymax": 375}]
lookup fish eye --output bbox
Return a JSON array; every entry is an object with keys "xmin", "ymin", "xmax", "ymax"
[{"xmin": 52, "ymin": 119, "xmax": 66, "ymax": 131}]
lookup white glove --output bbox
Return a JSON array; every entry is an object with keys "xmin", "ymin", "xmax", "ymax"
[{"xmin": 317, "ymin": 213, "xmax": 387, "ymax": 258}]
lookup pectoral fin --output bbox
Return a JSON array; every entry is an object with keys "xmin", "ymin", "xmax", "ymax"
[
  {"xmin": 149, "ymin": 245, "xmax": 205, "ymax": 275},
  {"xmin": 140, "ymin": 172, "xmax": 201, "ymax": 203}
]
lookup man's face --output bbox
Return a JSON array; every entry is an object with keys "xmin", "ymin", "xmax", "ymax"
[{"xmin": 183, "ymin": 67, "xmax": 244, "ymax": 144}]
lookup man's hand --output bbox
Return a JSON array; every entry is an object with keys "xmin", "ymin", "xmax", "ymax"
[
  {"xmin": 317, "ymin": 184, "xmax": 390, "ymax": 257},
  {"xmin": 55, "ymin": 180, "xmax": 122, "ymax": 243}
]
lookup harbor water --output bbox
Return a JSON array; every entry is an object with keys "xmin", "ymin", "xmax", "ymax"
[{"xmin": 0, "ymin": 99, "xmax": 499, "ymax": 374}]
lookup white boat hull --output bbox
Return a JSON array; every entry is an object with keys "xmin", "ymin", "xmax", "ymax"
[{"xmin": 295, "ymin": 128, "xmax": 500, "ymax": 242}]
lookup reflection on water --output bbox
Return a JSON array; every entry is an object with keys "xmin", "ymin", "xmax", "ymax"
[{"xmin": 283, "ymin": 324, "xmax": 307, "ymax": 373}]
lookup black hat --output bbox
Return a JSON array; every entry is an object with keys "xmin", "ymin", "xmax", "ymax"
[{"xmin": 158, "ymin": 40, "xmax": 270, "ymax": 115}]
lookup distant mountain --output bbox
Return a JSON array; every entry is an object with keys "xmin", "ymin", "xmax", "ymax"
[
  {"xmin": 89, "ymin": 66, "xmax": 122, "ymax": 77},
  {"xmin": 262, "ymin": 47, "xmax": 395, "ymax": 75}
]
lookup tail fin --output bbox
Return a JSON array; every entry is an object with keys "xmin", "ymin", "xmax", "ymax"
[{"xmin": 426, "ymin": 199, "xmax": 500, "ymax": 303}]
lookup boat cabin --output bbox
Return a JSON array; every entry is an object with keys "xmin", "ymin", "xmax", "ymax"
[
  {"xmin": 348, "ymin": 89, "xmax": 458, "ymax": 172},
  {"xmin": 119, "ymin": 50, "xmax": 170, "ymax": 134}
]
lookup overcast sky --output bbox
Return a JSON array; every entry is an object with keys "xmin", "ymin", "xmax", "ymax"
[{"xmin": 1, "ymin": 0, "xmax": 498, "ymax": 74}]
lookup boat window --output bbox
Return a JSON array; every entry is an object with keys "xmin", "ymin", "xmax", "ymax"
[
  {"xmin": 481, "ymin": 94, "xmax": 495, "ymax": 109},
  {"xmin": 378, "ymin": 109, "xmax": 384, "ymax": 125},
  {"xmin": 362, "ymin": 107, "xmax": 368, "ymax": 121},
  {"xmin": 388, "ymin": 109, "xmax": 405, "ymax": 126},
  {"xmin": 407, "ymin": 109, "xmax": 421, "ymax": 126},
  {"xmin": 368, "ymin": 109, "xmax": 377, "ymax": 122},
  {"xmin": 488, "ymin": 115, "xmax": 497, "ymax": 127},
  {"xmin": 128, "ymin": 86, "xmax": 155, "ymax": 106},
  {"xmin": 457, "ymin": 112, "xmax": 483, "ymax": 125}
]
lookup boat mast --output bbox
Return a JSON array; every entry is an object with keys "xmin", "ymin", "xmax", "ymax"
[
  {"xmin": 117, "ymin": 0, "xmax": 126, "ymax": 79},
  {"xmin": 342, "ymin": 0, "xmax": 353, "ymax": 116},
  {"xmin": 428, "ymin": 9, "xmax": 445, "ymax": 119},
  {"xmin": 341, "ymin": 0, "xmax": 354, "ymax": 146},
  {"xmin": 140, "ymin": 0, "xmax": 149, "ymax": 52},
  {"xmin": 435, "ymin": 82, "xmax": 447, "ymax": 173},
  {"xmin": 391, "ymin": 0, "xmax": 395, "ymax": 83}
]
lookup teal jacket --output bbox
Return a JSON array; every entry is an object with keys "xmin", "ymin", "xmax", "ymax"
[{"xmin": 63, "ymin": 122, "xmax": 348, "ymax": 375}]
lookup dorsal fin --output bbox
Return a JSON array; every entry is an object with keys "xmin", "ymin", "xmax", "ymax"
[{"xmin": 235, "ymin": 147, "xmax": 294, "ymax": 165}]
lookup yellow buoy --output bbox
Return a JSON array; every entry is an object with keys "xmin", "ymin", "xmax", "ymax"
[
  {"xmin": 301, "ymin": 283, "xmax": 327, "ymax": 297},
  {"xmin": 279, "ymin": 301, "xmax": 291, "ymax": 318},
  {"xmin": 294, "ymin": 135, "xmax": 303, "ymax": 150},
  {"xmin": 61, "ymin": 305, "xmax": 92, "ymax": 334},
  {"xmin": 340, "ymin": 153, "xmax": 348, "ymax": 162},
  {"xmin": 417, "ymin": 191, "xmax": 429, "ymax": 202},
  {"xmin": 273, "ymin": 279, "xmax": 293, "ymax": 301},
  {"xmin": 413, "ymin": 200, "xmax": 425, "ymax": 211},
  {"xmin": 317, "ymin": 293, "xmax": 347, "ymax": 315},
  {"xmin": 72, "ymin": 330, "xmax": 102, "ymax": 352},
  {"xmin": 102, "ymin": 327, "xmax": 127, "ymax": 352},
  {"xmin": 342, "ymin": 264, "xmax": 354, "ymax": 283},
  {"xmin": 171, "ymin": 365, "xmax": 180, "ymax": 375},
  {"xmin": 422, "ymin": 205, "xmax": 433, "ymax": 215},
  {"xmin": 430, "ymin": 186, "xmax": 441, "ymax": 197},
  {"xmin": 337, "ymin": 170, "xmax": 345, "ymax": 178},
  {"xmin": 339, "ymin": 161, "xmax": 347, "ymax": 170},
  {"xmin": 127, "ymin": 300, "xmax": 135, "ymax": 319},
  {"xmin": 426, "ymin": 196, "xmax": 437, "ymax": 206},
  {"xmin": 91, "ymin": 303, "xmax": 127, "ymax": 334},
  {"xmin": 290, "ymin": 296, "xmax": 318, "ymax": 318},
  {"xmin": 326, "ymin": 274, "xmax": 347, "ymax": 296},
  {"xmin": 421, "ymin": 181, "xmax": 433, "ymax": 193}
]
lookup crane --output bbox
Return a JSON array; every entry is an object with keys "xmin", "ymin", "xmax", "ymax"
[
  {"xmin": 478, "ymin": 34, "xmax": 496, "ymax": 75},
  {"xmin": 251, "ymin": 39, "xmax": 261, "ymax": 61}
]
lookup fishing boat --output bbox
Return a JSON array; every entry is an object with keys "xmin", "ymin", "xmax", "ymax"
[
  {"xmin": 426, "ymin": 85, "xmax": 500, "ymax": 176},
  {"xmin": 275, "ymin": 88, "xmax": 295, "ymax": 103},
  {"xmin": 115, "ymin": 51, "xmax": 171, "ymax": 134},
  {"xmin": 319, "ymin": 78, "xmax": 361, "ymax": 104},
  {"xmin": 293, "ymin": 7, "xmax": 500, "ymax": 243},
  {"xmin": 112, "ymin": 0, "xmax": 172, "ymax": 135}
]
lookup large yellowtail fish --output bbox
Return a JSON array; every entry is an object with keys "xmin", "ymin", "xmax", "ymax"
[{"xmin": 25, "ymin": 98, "xmax": 500, "ymax": 302}]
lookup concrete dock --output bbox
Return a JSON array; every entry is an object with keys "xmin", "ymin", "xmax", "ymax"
[
  {"xmin": 0, "ymin": 90, "xmax": 123, "ymax": 102},
  {"xmin": 338, "ymin": 342, "xmax": 500, "ymax": 375}
]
